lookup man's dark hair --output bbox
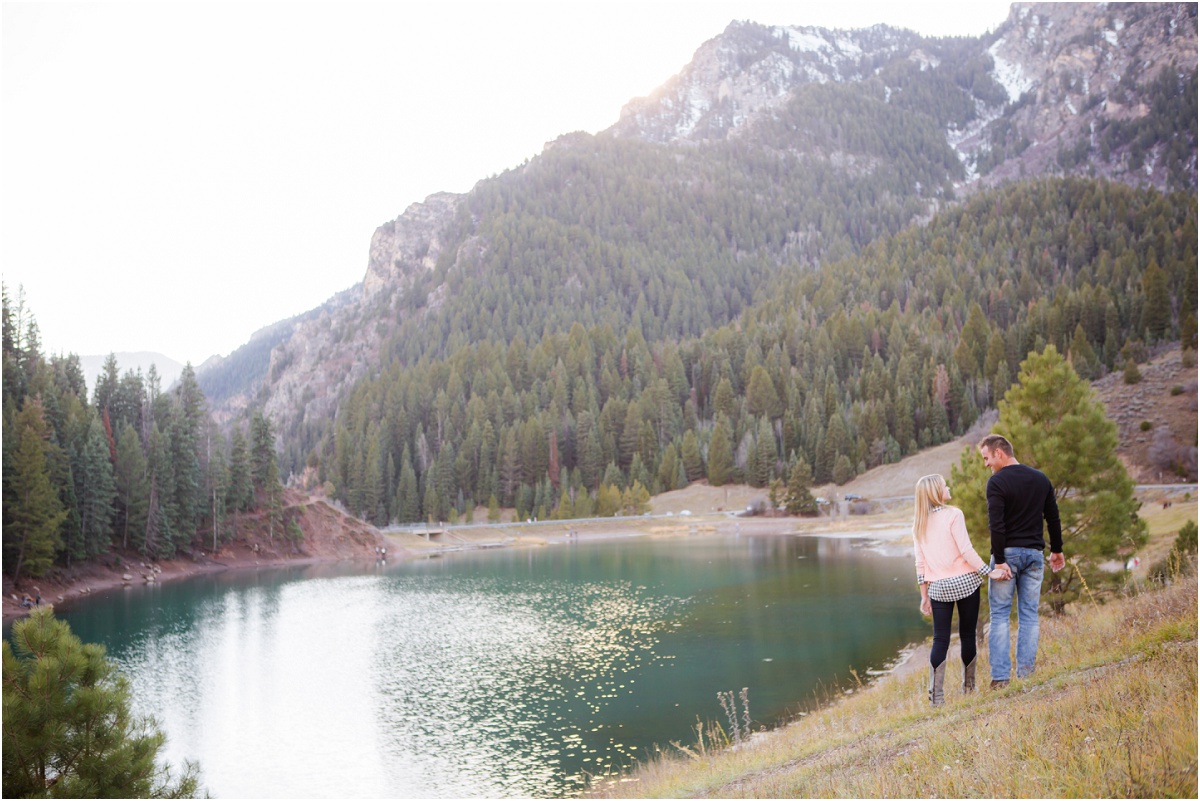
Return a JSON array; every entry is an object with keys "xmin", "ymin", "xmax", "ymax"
[{"xmin": 978, "ymin": 434, "xmax": 1014, "ymax": 456}]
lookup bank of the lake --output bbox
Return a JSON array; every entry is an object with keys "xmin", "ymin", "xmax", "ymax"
[
  {"xmin": 2, "ymin": 494, "xmax": 387, "ymax": 622},
  {"xmin": 594, "ymin": 571, "xmax": 1199, "ymax": 798},
  {"xmin": 3, "ymin": 490, "xmax": 909, "ymax": 624}
]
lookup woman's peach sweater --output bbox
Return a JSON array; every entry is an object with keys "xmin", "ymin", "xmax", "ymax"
[{"xmin": 914, "ymin": 506, "xmax": 987, "ymax": 583}]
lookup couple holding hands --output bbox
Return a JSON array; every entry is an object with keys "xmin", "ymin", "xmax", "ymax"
[{"xmin": 913, "ymin": 434, "xmax": 1065, "ymax": 706}]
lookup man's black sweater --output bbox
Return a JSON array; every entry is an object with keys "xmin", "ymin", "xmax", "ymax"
[{"xmin": 985, "ymin": 463, "xmax": 1063, "ymax": 564}]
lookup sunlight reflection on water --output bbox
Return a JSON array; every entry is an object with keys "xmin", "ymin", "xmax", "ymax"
[
  {"xmin": 108, "ymin": 573, "xmax": 676, "ymax": 798},
  {"xmin": 368, "ymin": 576, "xmax": 677, "ymax": 797}
]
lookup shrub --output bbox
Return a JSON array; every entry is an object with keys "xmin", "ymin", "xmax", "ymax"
[{"xmin": 1176, "ymin": 520, "xmax": 1198, "ymax": 555}]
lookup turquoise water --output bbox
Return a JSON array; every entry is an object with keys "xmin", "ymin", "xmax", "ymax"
[{"xmin": 52, "ymin": 533, "xmax": 926, "ymax": 798}]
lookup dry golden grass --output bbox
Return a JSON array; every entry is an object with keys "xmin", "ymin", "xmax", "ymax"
[
  {"xmin": 593, "ymin": 573, "xmax": 1198, "ymax": 799},
  {"xmin": 1134, "ymin": 498, "xmax": 1199, "ymax": 577}
]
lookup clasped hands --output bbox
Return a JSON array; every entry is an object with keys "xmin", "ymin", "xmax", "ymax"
[
  {"xmin": 990, "ymin": 553, "xmax": 1066, "ymax": 581},
  {"xmin": 989, "ymin": 564, "xmax": 1012, "ymax": 581}
]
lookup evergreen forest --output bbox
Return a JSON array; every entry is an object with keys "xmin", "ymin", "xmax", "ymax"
[
  {"xmin": 316, "ymin": 177, "xmax": 1197, "ymax": 526},
  {"xmin": 2, "ymin": 289, "xmax": 286, "ymax": 582}
]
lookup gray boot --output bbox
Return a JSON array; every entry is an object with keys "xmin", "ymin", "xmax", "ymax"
[
  {"xmin": 929, "ymin": 662, "xmax": 946, "ymax": 707},
  {"xmin": 962, "ymin": 657, "xmax": 976, "ymax": 694}
]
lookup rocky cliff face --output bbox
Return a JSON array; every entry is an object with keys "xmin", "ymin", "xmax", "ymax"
[
  {"xmin": 974, "ymin": 2, "xmax": 1197, "ymax": 188},
  {"xmin": 610, "ymin": 3, "xmax": 1196, "ymax": 191},
  {"xmin": 362, "ymin": 192, "xmax": 461, "ymax": 298},
  {"xmin": 250, "ymin": 192, "xmax": 462, "ymax": 450},
  {"xmin": 609, "ymin": 22, "xmax": 917, "ymax": 144}
]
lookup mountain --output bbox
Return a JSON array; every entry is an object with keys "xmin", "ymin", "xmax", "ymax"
[
  {"xmin": 611, "ymin": 4, "xmax": 1197, "ymax": 190},
  {"xmin": 79, "ymin": 352, "xmax": 184, "ymax": 396},
  {"xmin": 204, "ymin": 2, "xmax": 1196, "ymax": 508},
  {"xmin": 195, "ymin": 285, "xmax": 359, "ymax": 422}
]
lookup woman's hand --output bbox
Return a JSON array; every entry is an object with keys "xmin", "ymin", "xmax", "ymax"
[
  {"xmin": 988, "ymin": 567, "xmax": 1009, "ymax": 581},
  {"xmin": 919, "ymin": 597, "xmax": 932, "ymax": 616}
]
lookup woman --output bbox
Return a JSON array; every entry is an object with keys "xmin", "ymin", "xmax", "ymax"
[{"xmin": 913, "ymin": 474, "xmax": 1004, "ymax": 707}]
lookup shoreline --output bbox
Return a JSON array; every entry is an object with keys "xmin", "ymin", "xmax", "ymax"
[
  {"xmin": 2, "ymin": 550, "xmax": 388, "ymax": 625},
  {"xmin": 4, "ymin": 511, "xmax": 912, "ymax": 624}
]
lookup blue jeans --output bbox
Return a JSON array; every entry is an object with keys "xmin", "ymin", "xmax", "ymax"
[{"xmin": 988, "ymin": 548, "xmax": 1044, "ymax": 680}]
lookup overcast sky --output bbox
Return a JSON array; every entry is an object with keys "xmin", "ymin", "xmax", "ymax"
[{"xmin": 2, "ymin": 1, "xmax": 1013, "ymax": 366}]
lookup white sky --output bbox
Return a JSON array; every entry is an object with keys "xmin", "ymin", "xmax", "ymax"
[{"xmin": 1, "ymin": 1, "xmax": 1013, "ymax": 366}]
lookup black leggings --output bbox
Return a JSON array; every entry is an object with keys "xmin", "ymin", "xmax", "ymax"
[{"xmin": 930, "ymin": 586, "xmax": 980, "ymax": 668}]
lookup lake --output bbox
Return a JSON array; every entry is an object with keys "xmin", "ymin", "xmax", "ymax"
[{"xmin": 53, "ymin": 532, "xmax": 927, "ymax": 798}]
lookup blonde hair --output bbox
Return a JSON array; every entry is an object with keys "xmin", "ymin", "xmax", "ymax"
[{"xmin": 912, "ymin": 474, "xmax": 949, "ymax": 545}]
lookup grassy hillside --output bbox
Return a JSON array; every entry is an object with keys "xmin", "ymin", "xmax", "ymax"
[{"xmin": 594, "ymin": 570, "xmax": 1198, "ymax": 798}]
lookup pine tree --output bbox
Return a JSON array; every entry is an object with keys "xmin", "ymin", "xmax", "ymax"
[
  {"xmin": 595, "ymin": 483, "xmax": 622, "ymax": 517},
  {"xmin": 248, "ymin": 411, "xmax": 286, "ymax": 540},
  {"xmin": 3, "ymin": 403, "xmax": 67, "ymax": 582},
  {"xmin": 824, "ymin": 412, "xmax": 848, "ymax": 478},
  {"xmin": 397, "ymin": 448, "xmax": 421, "ymax": 523},
  {"xmin": 752, "ymin": 417, "xmax": 776, "ymax": 487},
  {"xmin": 424, "ymin": 482, "xmax": 442, "ymax": 524},
  {"xmin": 91, "ymin": 353, "xmax": 121, "ymax": 417},
  {"xmin": 681, "ymin": 429, "xmax": 704, "ymax": 482},
  {"xmin": 554, "ymin": 485, "xmax": 573, "ymax": 519},
  {"xmin": 1140, "ymin": 259, "xmax": 1171, "ymax": 341},
  {"xmin": 226, "ymin": 428, "xmax": 253, "ymax": 514},
  {"xmin": 2, "ymin": 607, "xmax": 201, "ymax": 798},
  {"xmin": 954, "ymin": 302, "xmax": 990, "ymax": 381},
  {"xmin": 1068, "ymin": 323, "xmax": 1099, "ymax": 380},
  {"xmin": 657, "ymin": 442, "xmax": 681, "ymax": 492},
  {"xmin": 432, "ymin": 443, "xmax": 455, "ymax": 523},
  {"xmin": 833, "ymin": 453, "xmax": 855, "ymax": 485},
  {"xmin": 577, "ymin": 413, "xmax": 603, "ymax": 490},
  {"xmin": 707, "ymin": 416, "xmax": 734, "ymax": 486},
  {"xmin": 746, "ymin": 365, "xmax": 780, "ymax": 419},
  {"xmin": 499, "ymin": 427, "xmax": 521, "ymax": 506},
  {"xmin": 785, "ymin": 455, "xmax": 818, "ymax": 516},
  {"xmin": 953, "ymin": 345, "xmax": 1146, "ymax": 606},
  {"xmin": 364, "ymin": 435, "xmax": 385, "ymax": 525},
  {"xmin": 74, "ymin": 412, "xmax": 116, "ymax": 562},
  {"xmin": 621, "ymin": 480, "xmax": 651, "ymax": 515},
  {"xmin": 168, "ymin": 366, "xmax": 205, "ymax": 547},
  {"xmin": 263, "ymin": 457, "xmax": 284, "ymax": 543},
  {"xmin": 144, "ymin": 425, "xmax": 176, "ymax": 558},
  {"xmin": 249, "ymin": 411, "xmax": 277, "ymax": 496},
  {"xmin": 1181, "ymin": 311, "xmax": 1197, "ymax": 352},
  {"xmin": 205, "ymin": 427, "xmax": 229, "ymax": 552},
  {"xmin": 114, "ymin": 424, "xmax": 148, "ymax": 550},
  {"xmin": 602, "ymin": 461, "xmax": 624, "ymax": 490},
  {"xmin": 619, "ymin": 402, "xmax": 643, "ymax": 470},
  {"xmin": 713, "ymin": 376, "xmax": 736, "ymax": 420},
  {"xmin": 547, "ymin": 429, "xmax": 560, "ymax": 490}
]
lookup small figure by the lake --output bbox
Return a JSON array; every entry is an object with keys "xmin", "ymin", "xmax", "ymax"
[{"xmin": 913, "ymin": 474, "xmax": 1006, "ymax": 706}]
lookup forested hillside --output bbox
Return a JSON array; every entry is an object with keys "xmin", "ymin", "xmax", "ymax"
[
  {"xmin": 241, "ymin": 4, "xmax": 1195, "ymax": 492},
  {"xmin": 319, "ymin": 178, "xmax": 1196, "ymax": 525},
  {"xmin": 52, "ymin": 4, "xmax": 1190, "ymax": 538}
]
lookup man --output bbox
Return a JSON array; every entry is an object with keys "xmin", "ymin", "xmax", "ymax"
[{"xmin": 978, "ymin": 434, "xmax": 1065, "ymax": 688}]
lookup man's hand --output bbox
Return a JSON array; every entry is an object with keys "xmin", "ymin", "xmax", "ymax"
[
  {"xmin": 1049, "ymin": 552, "xmax": 1066, "ymax": 572},
  {"xmin": 992, "ymin": 563, "xmax": 1012, "ymax": 580}
]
